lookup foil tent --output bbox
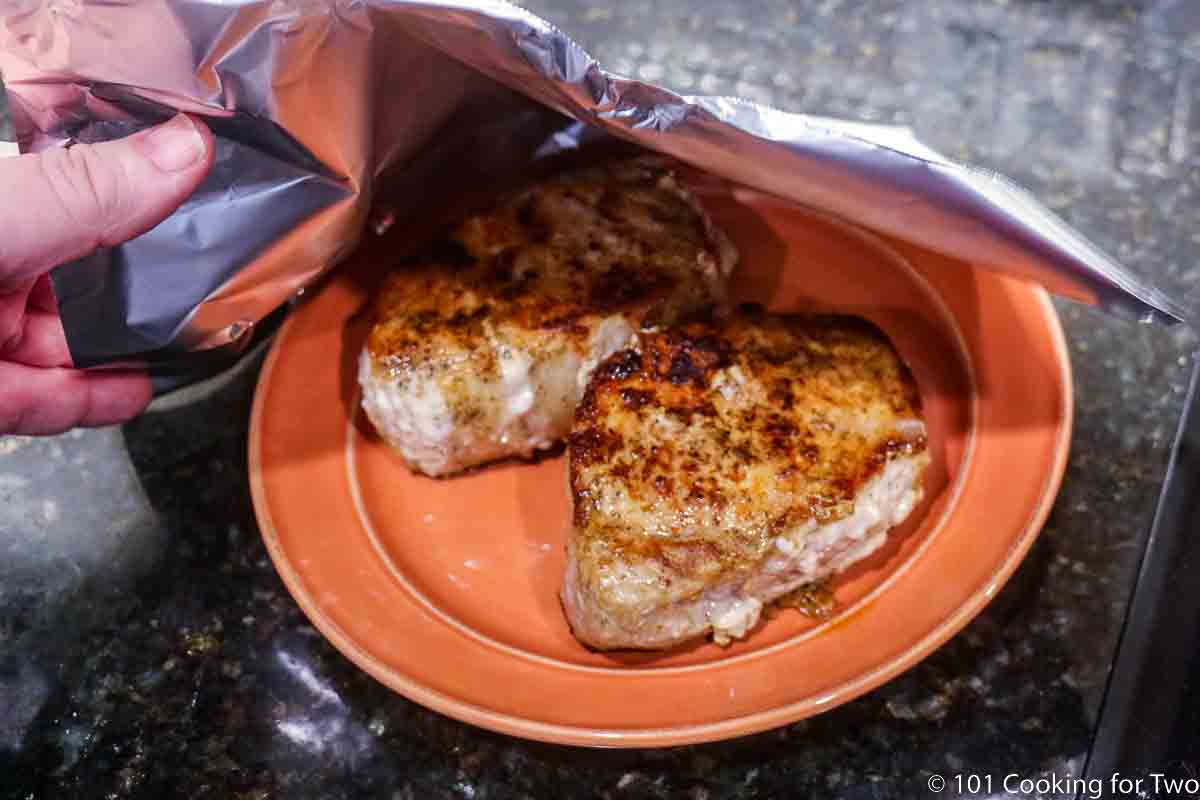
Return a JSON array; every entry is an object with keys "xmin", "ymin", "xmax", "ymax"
[{"xmin": 0, "ymin": 0, "xmax": 1188, "ymax": 371}]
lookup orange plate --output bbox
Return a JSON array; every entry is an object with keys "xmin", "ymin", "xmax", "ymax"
[{"xmin": 249, "ymin": 185, "xmax": 1072, "ymax": 747}]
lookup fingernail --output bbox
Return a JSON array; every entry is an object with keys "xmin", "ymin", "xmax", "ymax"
[{"xmin": 140, "ymin": 114, "xmax": 206, "ymax": 173}]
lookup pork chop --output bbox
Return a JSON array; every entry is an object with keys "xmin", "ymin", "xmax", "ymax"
[
  {"xmin": 562, "ymin": 307, "xmax": 929, "ymax": 650},
  {"xmin": 359, "ymin": 158, "xmax": 737, "ymax": 476}
]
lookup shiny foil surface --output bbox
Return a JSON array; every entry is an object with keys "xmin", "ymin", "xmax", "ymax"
[{"xmin": 0, "ymin": 0, "xmax": 1188, "ymax": 369}]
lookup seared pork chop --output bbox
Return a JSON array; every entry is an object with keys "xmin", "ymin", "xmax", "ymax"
[
  {"xmin": 563, "ymin": 307, "xmax": 929, "ymax": 650},
  {"xmin": 359, "ymin": 158, "xmax": 737, "ymax": 476}
]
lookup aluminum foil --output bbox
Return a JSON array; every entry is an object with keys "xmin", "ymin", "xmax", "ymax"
[{"xmin": 0, "ymin": 0, "xmax": 1188, "ymax": 370}]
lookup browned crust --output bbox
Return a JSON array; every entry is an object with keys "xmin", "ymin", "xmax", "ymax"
[
  {"xmin": 568, "ymin": 307, "xmax": 926, "ymax": 579},
  {"xmin": 365, "ymin": 158, "xmax": 729, "ymax": 375}
]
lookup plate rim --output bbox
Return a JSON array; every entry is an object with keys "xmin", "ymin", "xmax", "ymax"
[
  {"xmin": 248, "ymin": 218, "xmax": 1073, "ymax": 749},
  {"xmin": 340, "ymin": 203, "xmax": 983, "ymax": 677}
]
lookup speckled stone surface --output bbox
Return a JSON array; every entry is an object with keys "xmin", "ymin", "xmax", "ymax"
[{"xmin": 2, "ymin": 1, "xmax": 1199, "ymax": 798}]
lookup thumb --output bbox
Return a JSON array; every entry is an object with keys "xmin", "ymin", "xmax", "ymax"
[{"xmin": 0, "ymin": 114, "xmax": 214, "ymax": 288}]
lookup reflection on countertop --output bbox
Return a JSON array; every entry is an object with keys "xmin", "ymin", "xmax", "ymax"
[{"xmin": 2, "ymin": 1, "xmax": 1198, "ymax": 797}]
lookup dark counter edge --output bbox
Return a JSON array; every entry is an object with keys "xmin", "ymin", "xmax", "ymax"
[{"xmin": 1084, "ymin": 353, "xmax": 1200, "ymax": 781}]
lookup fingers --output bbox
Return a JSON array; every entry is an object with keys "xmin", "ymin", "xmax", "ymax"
[
  {"xmin": 0, "ymin": 362, "xmax": 153, "ymax": 435},
  {"xmin": 0, "ymin": 114, "xmax": 215, "ymax": 288},
  {"xmin": 0, "ymin": 279, "xmax": 35, "ymax": 354},
  {"xmin": 2, "ymin": 310, "xmax": 72, "ymax": 368},
  {"xmin": 0, "ymin": 115, "xmax": 211, "ymax": 435},
  {"xmin": 27, "ymin": 275, "xmax": 59, "ymax": 313},
  {"xmin": 0, "ymin": 300, "xmax": 147, "ymax": 436},
  {"xmin": 0, "ymin": 278, "xmax": 70, "ymax": 367}
]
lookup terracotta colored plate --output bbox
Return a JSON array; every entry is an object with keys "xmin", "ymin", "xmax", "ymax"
[{"xmin": 249, "ymin": 184, "xmax": 1072, "ymax": 747}]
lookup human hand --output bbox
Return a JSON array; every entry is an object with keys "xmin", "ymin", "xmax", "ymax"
[{"xmin": 0, "ymin": 114, "xmax": 214, "ymax": 435}]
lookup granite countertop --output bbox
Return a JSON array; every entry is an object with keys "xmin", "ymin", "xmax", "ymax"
[{"xmin": 2, "ymin": 1, "xmax": 1198, "ymax": 798}]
